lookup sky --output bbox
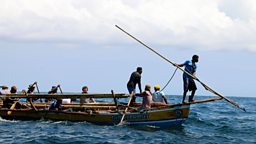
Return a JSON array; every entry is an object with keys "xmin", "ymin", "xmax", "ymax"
[{"xmin": 0, "ymin": 0, "xmax": 255, "ymax": 97}]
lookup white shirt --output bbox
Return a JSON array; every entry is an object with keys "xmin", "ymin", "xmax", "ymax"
[
  {"xmin": 0, "ymin": 90, "xmax": 11, "ymax": 94},
  {"xmin": 152, "ymin": 91, "xmax": 165, "ymax": 102}
]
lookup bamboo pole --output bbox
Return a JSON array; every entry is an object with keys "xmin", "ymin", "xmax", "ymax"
[
  {"xmin": 28, "ymin": 99, "xmax": 38, "ymax": 111},
  {"xmin": 118, "ymin": 92, "xmax": 134, "ymax": 125},
  {"xmin": 186, "ymin": 97, "xmax": 223, "ymax": 104},
  {"xmin": 115, "ymin": 25, "xmax": 245, "ymax": 112},
  {"xmin": 35, "ymin": 82, "xmax": 40, "ymax": 93},
  {"xmin": 58, "ymin": 85, "xmax": 63, "ymax": 94},
  {"xmin": 7, "ymin": 102, "xmax": 17, "ymax": 115}
]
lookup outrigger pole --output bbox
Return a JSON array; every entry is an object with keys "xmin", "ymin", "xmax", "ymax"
[{"xmin": 115, "ymin": 25, "xmax": 246, "ymax": 112}]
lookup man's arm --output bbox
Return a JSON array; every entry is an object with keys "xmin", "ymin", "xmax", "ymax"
[
  {"xmin": 138, "ymin": 81, "xmax": 142, "ymax": 93},
  {"xmin": 177, "ymin": 61, "xmax": 189, "ymax": 67},
  {"xmin": 177, "ymin": 64, "xmax": 184, "ymax": 67},
  {"xmin": 192, "ymin": 72, "xmax": 196, "ymax": 77}
]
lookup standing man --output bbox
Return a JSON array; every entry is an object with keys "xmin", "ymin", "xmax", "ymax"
[
  {"xmin": 178, "ymin": 55, "xmax": 199, "ymax": 103},
  {"xmin": 127, "ymin": 67, "xmax": 143, "ymax": 105}
]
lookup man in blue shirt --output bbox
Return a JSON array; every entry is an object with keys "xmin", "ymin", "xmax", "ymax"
[{"xmin": 178, "ymin": 55, "xmax": 199, "ymax": 103}]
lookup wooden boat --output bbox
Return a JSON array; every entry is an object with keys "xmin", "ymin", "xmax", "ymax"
[
  {"xmin": 0, "ymin": 102, "xmax": 190, "ymax": 126},
  {"xmin": 0, "ymin": 93, "xmax": 222, "ymax": 127}
]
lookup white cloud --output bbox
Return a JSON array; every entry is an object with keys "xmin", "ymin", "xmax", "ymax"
[{"xmin": 0, "ymin": 0, "xmax": 256, "ymax": 52}]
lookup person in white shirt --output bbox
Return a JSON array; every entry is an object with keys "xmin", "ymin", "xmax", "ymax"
[
  {"xmin": 81, "ymin": 86, "xmax": 96, "ymax": 104},
  {"xmin": 0, "ymin": 85, "xmax": 11, "ymax": 94},
  {"xmin": 152, "ymin": 85, "xmax": 168, "ymax": 104}
]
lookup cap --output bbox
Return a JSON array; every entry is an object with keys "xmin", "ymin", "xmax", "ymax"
[
  {"xmin": 154, "ymin": 85, "xmax": 160, "ymax": 90},
  {"xmin": 1, "ymin": 85, "xmax": 8, "ymax": 89}
]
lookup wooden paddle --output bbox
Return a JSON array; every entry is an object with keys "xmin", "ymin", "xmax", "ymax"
[
  {"xmin": 26, "ymin": 83, "xmax": 39, "ymax": 111},
  {"xmin": 58, "ymin": 85, "xmax": 63, "ymax": 94},
  {"xmin": 117, "ymin": 92, "xmax": 134, "ymax": 126},
  {"xmin": 32, "ymin": 81, "xmax": 42, "ymax": 102},
  {"xmin": 7, "ymin": 102, "xmax": 17, "ymax": 115},
  {"xmin": 35, "ymin": 82, "xmax": 40, "ymax": 93},
  {"xmin": 27, "ymin": 94, "xmax": 38, "ymax": 111},
  {"xmin": 115, "ymin": 25, "xmax": 246, "ymax": 112}
]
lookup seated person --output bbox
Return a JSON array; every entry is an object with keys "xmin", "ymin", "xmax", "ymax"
[
  {"xmin": 45, "ymin": 85, "xmax": 59, "ymax": 103},
  {"xmin": 135, "ymin": 84, "xmax": 152, "ymax": 109},
  {"xmin": 152, "ymin": 85, "xmax": 168, "ymax": 104},
  {"xmin": 2, "ymin": 86, "xmax": 19, "ymax": 108},
  {"xmin": 10, "ymin": 86, "xmax": 17, "ymax": 94},
  {"xmin": 0, "ymin": 85, "xmax": 11, "ymax": 94},
  {"xmin": 80, "ymin": 86, "xmax": 95, "ymax": 104},
  {"xmin": 48, "ymin": 99, "xmax": 62, "ymax": 111},
  {"xmin": 48, "ymin": 86, "xmax": 58, "ymax": 94},
  {"xmin": 27, "ymin": 85, "xmax": 35, "ymax": 94},
  {"xmin": 27, "ymin": 84, "xmax": 39, "ymax": 102}
]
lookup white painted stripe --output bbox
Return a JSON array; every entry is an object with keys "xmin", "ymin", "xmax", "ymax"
[{"xmin": 125, "ymin": 118, "xmax": 186, "ymax": 125}]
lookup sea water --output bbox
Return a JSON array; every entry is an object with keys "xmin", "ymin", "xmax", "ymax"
[{"xmin": 0, "ymin": 96, "xmax": 255, "ymax": 144}]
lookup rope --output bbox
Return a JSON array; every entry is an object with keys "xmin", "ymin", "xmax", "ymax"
[{"xmin": 161, "ymin": 67, "xmax": 178, "ymax": 92}]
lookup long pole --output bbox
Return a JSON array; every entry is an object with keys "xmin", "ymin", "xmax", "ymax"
[
  {"xmin": 58, "ymin": 85, "xmax": 63, "ymax": 94},
  {"xmin": 115, "ymin": 25, "xmax": 245, "ymax": 112},
  {"xmin": 27, "ymin": 82, "xmax": 38, "ymax": 111},
  {"xmin": 34, "ymin": 82, "xmax": 40, "ymax": 93},
  {"xmin": 118, "ymin": 92, "xmax": 134, "ymax": 125},
  {"xmin": 34, "ymin": 82, "xmax": 42, "ymax": 102}
]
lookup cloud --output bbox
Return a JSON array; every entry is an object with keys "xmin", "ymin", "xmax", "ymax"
[{"xmin": 0, "ymin": 0, "xmax": 256, "ymax": 52}]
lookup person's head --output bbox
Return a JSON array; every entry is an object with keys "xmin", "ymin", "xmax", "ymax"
[
  {"xmin": 10, "ymin": 86, "xmax": 17, "ymax": 94},
  {"xmin": 21, "ymin": 89, "xmax": 27, "ymax": 94},
  {"xmin": 82, "ymin": 86, "xmax": 88, "ymax": 93},
  {"xmin": 154, "ymin": 85, "xmax": 160, "ymax": 91},
  {"xmin": 192, "ymin": 55, "xmax": 199, "ymax": 63},
  {"xmin": 136, "ymin": 67, "xmax": 143, "ymax": 74},
  {"xmin": 145, "ymin": 84, "xmax": 151, "ymax": 91},
  {"xmin": 50, "ymin": 86, "xmax": 58, "ymax": 93}
]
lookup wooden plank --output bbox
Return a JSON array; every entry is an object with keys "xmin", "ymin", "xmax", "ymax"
[
  {"xmin": 186, "ymin": 97, "xmax": 223, "ymax": 104},
  {"xmin": 0, "ymin": 93, "xmax": 130, "ymax": 99},
  {"xmin": 152, "ymin": 97, "xmax": 224, "ymax": 108}
]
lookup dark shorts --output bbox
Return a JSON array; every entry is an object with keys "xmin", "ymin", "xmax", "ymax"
[
  {"xmin": 183, "ymin": 78, "xmax": 197, "ymax": 91},
  {"xmin": 127, "ymin": 86, "xmax": 136, "ymax": 94},
  {"xmin": 127, "ymin": 86, "xmax": 136, "ymax": 105}
]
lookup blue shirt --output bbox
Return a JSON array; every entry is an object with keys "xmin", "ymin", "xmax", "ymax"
[{"xmin": 183, "ymin": 60, "xmax": 197, "ymax": 80}]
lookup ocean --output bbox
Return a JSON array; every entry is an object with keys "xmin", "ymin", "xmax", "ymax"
[{"xmin": 0, "ymin": 96, "xmax": 255, "ymax": 144}]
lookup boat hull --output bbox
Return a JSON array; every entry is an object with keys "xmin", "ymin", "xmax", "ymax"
[{"xmin": 0, "ymin": 104, "xmax": 190, "ymax": 127}]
